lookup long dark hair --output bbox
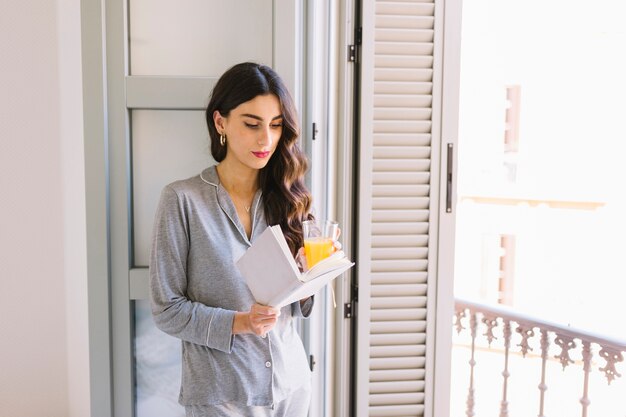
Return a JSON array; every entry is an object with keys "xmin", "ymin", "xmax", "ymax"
[{"xmin": 206, "ymin": 62, "xmax": 313, "ymax": 254}]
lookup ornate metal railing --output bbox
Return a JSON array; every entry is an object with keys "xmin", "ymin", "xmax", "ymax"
[{"xmin": 454, "ymin": 298, "xmax": 626, "ymax": 417}]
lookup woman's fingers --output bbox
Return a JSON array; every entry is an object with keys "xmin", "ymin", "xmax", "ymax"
[
  {"xmin": 248, "ymin": 304, "xmax": 280, "ymax": 336},
  {"xmin": 251, "ymin": 304, "xmax": 280, "ymax": 317},
  {"xmin": 332, "ymin": 227, "xmax": 343, "ymax": 252},
  {"xmin": 296, "ymin": 247, "xmax": 308, "ymax": 272}
]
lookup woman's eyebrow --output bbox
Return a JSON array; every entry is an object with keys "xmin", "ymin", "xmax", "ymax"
[{"xmin": 240, "ymin": 113, "xmax": 283, "ymax": 121}]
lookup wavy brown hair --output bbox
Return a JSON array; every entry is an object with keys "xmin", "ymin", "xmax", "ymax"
[{"xmin": 205, "ymin": 62, "xmax": 313, "ymax": 254}]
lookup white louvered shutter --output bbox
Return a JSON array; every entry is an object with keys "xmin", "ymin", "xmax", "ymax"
[{"xmin": 356, "ymin": 1, "xmax": 440, "ymax": 416}]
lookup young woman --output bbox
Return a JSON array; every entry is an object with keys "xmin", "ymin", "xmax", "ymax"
[{"xmin": 149, "ymin": 62, "xmax": 314, "ymax": 416}]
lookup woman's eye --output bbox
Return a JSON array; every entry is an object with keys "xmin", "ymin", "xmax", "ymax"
[
  {"xmin": 244, "ymin": 123, "xmax": 259, "ymax": 129},
  {"xmin": 271, "ymin": 123, "xmax": 283, "ymax": 129}
]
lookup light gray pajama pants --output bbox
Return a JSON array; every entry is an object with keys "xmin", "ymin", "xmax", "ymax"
[{"xmin": 185, "ymin": 384, "xmax": 311, "ymax": 417}]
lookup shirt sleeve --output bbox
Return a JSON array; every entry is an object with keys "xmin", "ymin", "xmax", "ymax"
[
  {"xmin": 291, "ymin": 295, "xmax": 314, "ymax": 318},
  {"xmin": 149, "ymin": 185, "xmax": 235, "ymax": 353}
]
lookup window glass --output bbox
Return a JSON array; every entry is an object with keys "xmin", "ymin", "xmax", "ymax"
[
  {"xmin": 454, "ymin": 0, "xmax": 626, "ymax": 338},
  {"xmin": 134, "ymin": 299, "xmax": 184, "ymax": 417},
  {"xmin": 452, "ymin": 3, "xmax": 626, "ymax": 416},
  {"xmin": 132, "ymin": 110, "xmax": 215, "ymax": 267}
]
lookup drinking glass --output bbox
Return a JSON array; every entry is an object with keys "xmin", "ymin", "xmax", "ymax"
[{"xmin": 302, "ymin": 220, "xmax": 338, "ymax": 267}]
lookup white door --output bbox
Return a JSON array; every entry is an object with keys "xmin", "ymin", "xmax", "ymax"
[{"xmin": 96, "ymin": 2, "xmax": 309, "ymax": 416}]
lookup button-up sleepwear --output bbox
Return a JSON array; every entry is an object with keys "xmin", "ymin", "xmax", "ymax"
[{"xmin": 150, "ymin": 166, "xmax": 313, "ymax": 410}]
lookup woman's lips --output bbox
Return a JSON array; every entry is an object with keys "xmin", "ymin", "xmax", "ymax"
[{"xmin": 252, "ymin": 151, "xmax": 270, "ymax": 158}]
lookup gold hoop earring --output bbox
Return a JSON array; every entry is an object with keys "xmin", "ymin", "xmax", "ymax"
[{"xmin": 219, "ymin": 133, "xmax": 226, "ymax": 146}]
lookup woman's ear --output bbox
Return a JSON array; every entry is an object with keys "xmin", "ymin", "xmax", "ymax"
[{"xmin": 213, "ymin": 110, "xmax": 226, "ymax": 133}]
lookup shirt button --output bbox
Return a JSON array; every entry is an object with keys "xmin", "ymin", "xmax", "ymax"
[
  {"xmin": 265, "ymin": 361, "xmax": 272, "ymax": 368},
  {"xmin": 261, "ymin": 334, "xmax": 267, "ymax": 338}
]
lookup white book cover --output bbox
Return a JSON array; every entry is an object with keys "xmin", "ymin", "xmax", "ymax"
[{"xmin": 235, "ymin": 225, "xmax": 354, "ymax": 308}]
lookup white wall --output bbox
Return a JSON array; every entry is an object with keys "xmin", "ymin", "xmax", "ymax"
[
  {"xmin": 58, "ymin": 0, "xmax": 91, "ymax": 415},
  {"xmin": 0, "ymin": 0, "xmax": 89, "ymax": 416}
]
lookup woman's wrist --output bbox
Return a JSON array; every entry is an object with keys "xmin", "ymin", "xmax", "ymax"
[{"xmin": 232, "ymin": 312, "xmax": 251, "ymax": 334}]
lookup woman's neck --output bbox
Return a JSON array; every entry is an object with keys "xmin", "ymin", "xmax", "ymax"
[{"xmin": 215, "ymin": 161, "xmax": 259, "ymax": 196}]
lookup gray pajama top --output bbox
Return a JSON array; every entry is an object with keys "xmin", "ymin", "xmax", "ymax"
[{"xmin": 149, "ymin": 165, "xmax": 313, "ymax": 407}]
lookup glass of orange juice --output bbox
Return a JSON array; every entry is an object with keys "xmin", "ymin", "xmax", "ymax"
[{"xmin": 303, "ymin": 220, "xmax": 338, "ymax": 268}]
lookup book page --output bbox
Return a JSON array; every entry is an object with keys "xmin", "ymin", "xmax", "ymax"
[
  {"xmin": 302, "ymin": 251, "xmax": 353, "ymax": 282},
  {"xmin": 275, "ymin": 262, "xmax": 354, "ymax": 307},
  {"xmin": 236, "ymin": 226, "xmax": 300, "ymax": 306},
  {"xmin": 269, "ymin": 225, "xmax": 300, "ymax": 275}
]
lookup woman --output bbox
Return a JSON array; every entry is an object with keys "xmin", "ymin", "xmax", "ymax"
[{"xmin": 149, "ymin": 62, "xmax": 314, "ymax": 416}]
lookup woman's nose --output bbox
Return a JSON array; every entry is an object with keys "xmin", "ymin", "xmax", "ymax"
[{"xmin": 258, "ymin": 127, "xmax": 273, "ymax": 146}]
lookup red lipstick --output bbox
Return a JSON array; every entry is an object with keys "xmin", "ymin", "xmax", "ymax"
[{"xmin": 252, "ymin": 151, "xmax": 270, "ymax": 158}]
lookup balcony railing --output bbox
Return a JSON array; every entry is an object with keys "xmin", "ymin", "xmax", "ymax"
[{"xmin": 453, "ymin": 298, "xmax": 626, "ymax": 417}]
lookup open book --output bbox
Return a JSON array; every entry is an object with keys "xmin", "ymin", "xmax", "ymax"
[{"xmin": 236, "ymin": 225, "xmax": 355, "ymax": 308}]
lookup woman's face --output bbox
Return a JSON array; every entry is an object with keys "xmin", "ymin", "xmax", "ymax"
[{"xmin": 214, "ymin": 94, "xmax": 283, "ymax": 172}]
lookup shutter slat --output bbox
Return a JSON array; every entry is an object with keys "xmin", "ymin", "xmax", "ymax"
[
  {"xmin": 375, "ymin": 41, "xmax": 433, "ymax": 56},
  {"xmin": 372, "ymin": 222, "xmax": 429, "ymax": 234},
  {"xmin": 375, "ymin": 54, "xmax": 433, "ymax": 69},
  {"xmin": 371, "ymin": 297, "xmax": 427, "ymax": 311},
  {"xmin": 370, "ymin": 380, "xmax": 425, "ymax": 393},
  {"xmin": 372, "ymin": 184, "xmax": 430, "ymax": 197},
  {"xmin": 372, "ymin": 284, "xmax": 427, "ymax": 297},
  {"xmin": 376, "ymin": 15, "xmax": 434, "ymax": 30},
  {"xmin": 372, "ymin": 235, "xmax": 429, "ymax": 248},
  {"xmin": 372, "ymin": 197, "xmax": 429, "ymax": 210},
  {"xmin": 370, "ymin": 369, "xmax": 426, "ymax": 382},
  {"xmin": 371, "ymin": 271, "xmax": 428, "ymax": 284},
  {"xmin": 374, "ymin": 94, "xmax": 432, "ymax": 108},
  {"xmin": 374, "ymin": 120, "xmax": 431, "ymax": 133},
  {"xmin": 371, "ymin": 321, "xmax": 427, "ymax": 335},
  {"xmin": 371, "ymin": 296, "xmax": 427, "ymax": 309},
  {"xmin": 372, "ymin": 247, "xmax": 428, "ymax": 260},
  {"xmin": 373, "ymin": 160, "xmax": 431, "ymax": 172},
  {"xmin": 373, "ymin": 133, "xmax": 431, "ymax": 146},
  {"xmin": 376, "ymin": 28, "xmax": 433, "ymax": 43},
  {"xmin": 372, "ymin": 209, "xmax": 429, "ymax": 222},
  {"xmin": 371, "ymin": 308, "xmax": 427, "ymax": 321},
  {"xmin": 370, "ymin": 344, "xmax": 427, "ymax": 358},
  {"xmin": 376, "ymin": 2, "xmax": 435, "ymax": 17},
  {"xmin": 370, "ymin": 356, "xmax": 427, "ymax": 369},
  {"xmin": 373, "ymin": 172, "xmax": 430, "ymax": 184},
  {"xmin": 370, "ymin": 333, "xmax": 428, "ymax": 347},
  {"xmin": 374, "ymin": 107, "xmax": 432, "ymax": 121},
  {"xmin": 375, "ymin": 81, "xmax": 432, "ymax": 95},
  {"xmin": 375, "ymin": 68, "xmax": 433, "ymax": 82},
  {"xmin": 372, "ymin": 171, "xmax": 430, "ymax": 185},
  {"xmin": 370, "ymin": 392, "xmax": 425, "ymax": 406},
  {"xmin": 372, "ymin": 282, "xmax": 427, "ymax": 295},
  {"xmin": 371, "ymin": 259, "xmax": 428, "ymax": 273},
  {"xmin": 370, "ymin": 404, "xmax": 425, "ymax": 417}
]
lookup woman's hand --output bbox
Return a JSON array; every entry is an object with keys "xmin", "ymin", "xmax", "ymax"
[
  {"xmin": 331, "ymin": 227, "xmax": 343, "ymax": 252},
  {"xmin": 233, "ymin": 303, "xmax": 281, "ymax": 337},
  {"xmin": 296, "ymin": 227, "xmax": 342, "ymax": 273},
  {"xmin": 296, "ymin": 247, "xmax": 309, "ymax": 272}
]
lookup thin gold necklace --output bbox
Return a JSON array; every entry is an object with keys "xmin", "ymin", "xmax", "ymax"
[
  {"xmin": 236, "ymin": 194, "xmax": 255, "ymax": 213},
  {"xmin": 216, "ymin": 166, "xmax": 256, "ymax": 214}
]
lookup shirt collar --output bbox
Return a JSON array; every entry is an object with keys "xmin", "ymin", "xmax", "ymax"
[{"xmin": 199, "ymin": 165, "xmax": 219, "ymax": 187}]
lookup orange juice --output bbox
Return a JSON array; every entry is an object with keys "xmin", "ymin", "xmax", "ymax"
[{"xmin": 304, "ymin": 237, "xmax": 334, "ymax": 267}]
